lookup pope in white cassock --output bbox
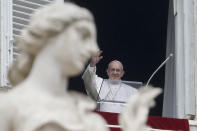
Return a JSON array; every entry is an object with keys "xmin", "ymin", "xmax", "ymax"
[{"xmin": 82, "ymin": 51, "xmax": 138, "ymax": 113}]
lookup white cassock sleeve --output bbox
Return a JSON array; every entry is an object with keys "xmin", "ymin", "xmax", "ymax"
[{"xmin": 82, "ymin": 65, "xmax": 103, "ymax": 101}]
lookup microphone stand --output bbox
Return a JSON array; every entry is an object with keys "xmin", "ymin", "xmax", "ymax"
[
  {"xmin": 96, "ymin": 79, "xmax": 104, "ymax": 111},
  {"xmin": 145, "ymin": 53, "xmax": 173, "ymax": 88}
]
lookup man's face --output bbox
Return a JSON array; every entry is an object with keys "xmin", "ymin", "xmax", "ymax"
[{"xmin": 107, "ymin": 61, "xmax": 124, "ymax": 80}]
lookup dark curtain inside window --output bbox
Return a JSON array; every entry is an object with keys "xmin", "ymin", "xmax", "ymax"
[{"xmin": 68, "ymin": 0, "xmax": 169, "ymax": 116}]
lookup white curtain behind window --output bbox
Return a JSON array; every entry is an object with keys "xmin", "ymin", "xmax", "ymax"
[
  {"xmin": 162, "ymin": 0, "xmax": 176, "ymax": 118},
  {"xmin": 163, "ymin": 0, "xmax": 196, "ymax": 118}
]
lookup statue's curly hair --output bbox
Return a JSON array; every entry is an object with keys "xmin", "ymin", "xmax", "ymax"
[{"xmin": 8, "ymin": 2, "xmax": 94, "ymax": 86}]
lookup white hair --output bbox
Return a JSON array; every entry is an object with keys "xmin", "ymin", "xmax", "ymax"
[
  {"xmin": 8, "ymin": 2, "xmax": 94, "ymax": 86},
  {"xmin": 108, "ymin": 60, "xmax": 124, "ymax": 70}
]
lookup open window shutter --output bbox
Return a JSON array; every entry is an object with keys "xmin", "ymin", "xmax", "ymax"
[
  {"xmin": 0, "ymin": 0, "xmax": 63, "ymax": 87},
  {"xmin": 13, "ymin": 0, "xmax": 62, "ymax": 58}
]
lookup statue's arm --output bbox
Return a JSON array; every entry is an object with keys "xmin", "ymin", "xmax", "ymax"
[{"xmin": 0, "ymin": 106, "xmax": 12, "ymax": 131}]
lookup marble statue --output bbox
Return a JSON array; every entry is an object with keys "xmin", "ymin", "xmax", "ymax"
[
  {"xmin": 0, "ymin": 2, "xmax": 109, "ymax": 131},
  {"xmin": 0, "ymin": 2, "xmax": 162, "ymax": 131}
]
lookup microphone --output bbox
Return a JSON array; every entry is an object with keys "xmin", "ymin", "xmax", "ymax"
[
  {"xmin": 96, "ymin": 79, "xmax": 104, "ymax": 111},
  {"xmin": 145, "ymin": 53, "xmax": 173, "ymax": 88}
]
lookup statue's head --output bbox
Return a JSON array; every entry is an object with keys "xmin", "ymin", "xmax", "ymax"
[{"xmin": 9, "ymin": 2, "xmax": 98, "ymax": 85}]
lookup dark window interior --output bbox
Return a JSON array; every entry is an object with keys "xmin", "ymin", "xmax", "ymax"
[{"xmin": 68, "ymin": 0, "xmax": 169, "ymax": 116}]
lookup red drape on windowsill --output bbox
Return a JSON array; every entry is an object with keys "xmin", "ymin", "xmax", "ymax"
[{"xmin": 95, "ymin": 111, "xmax": 189, "ymax": 131}]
